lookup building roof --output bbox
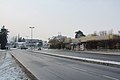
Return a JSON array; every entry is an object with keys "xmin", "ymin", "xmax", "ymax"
[
  {"xmin": 71, "ymin": 38, "xmax": 80, "ymax": 43},
  {"xmin": 63, "ymin": 34, "xmax": 120, "ymax": 44},
  {"xmin": 80, "ymin": 34, "xmax": 120, "ymax": 42},
  {"xmin": 64, "ymin": 38, "xmax": 71, "ymax": 43},
  {"xmin": 25, "ymin": 39, "xmax": 42, "ymax": 42}
]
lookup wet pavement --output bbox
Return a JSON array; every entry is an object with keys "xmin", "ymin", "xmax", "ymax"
[{"xmin": 10, "ymin": 49, "xmax": 120, "ymax": 80}]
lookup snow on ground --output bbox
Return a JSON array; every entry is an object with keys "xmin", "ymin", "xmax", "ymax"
[
  {"xmin": 0, "ymin": 50, "xmax": 5, "ymax": 52},
  {"xmin": 0, "ymin": 53, "xmax": 31, "ymax": 80}
]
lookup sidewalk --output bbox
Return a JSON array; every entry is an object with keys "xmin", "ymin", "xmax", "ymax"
[
  {"xmin": 79, "ymin": 50, "xmax": 120, "ymax": 56},
  {"xmin": 33, "ymin": 50, "xmax": 120, "ymax": 67},
  {"xmin": 47, "ymin": 49, "xmax": 120, "ymax": 56},
  {"xmin": 37, "ymin": 49, "xmax": 120, "ymax": 62}
]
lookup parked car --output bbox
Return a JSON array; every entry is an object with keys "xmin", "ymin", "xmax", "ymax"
[
  {"xmin": 38, "ymin": 47, "xmax": 41, "ymax": 50},
  {"xmin": 21, "ymin": 46, "xmax": 28, "ymax": 49}
]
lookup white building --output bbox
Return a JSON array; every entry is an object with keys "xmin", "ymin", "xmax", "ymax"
[
  {"xmin": 25, "ymin": 39, "xmax": 43, "ymax": 48},
  {"xmin": 42, "ymin": 41, "xmax": 48, "ymax": 48}
]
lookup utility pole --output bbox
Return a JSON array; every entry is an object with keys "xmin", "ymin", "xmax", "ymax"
[{"xmin": 29, "ymin": 27, "xmax": 35, "ymax": 49}]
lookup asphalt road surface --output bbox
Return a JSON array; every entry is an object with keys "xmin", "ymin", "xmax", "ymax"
[
  {"xmin": 10, "ymin": 49, "xmax": 120, "ymax": 80},
  {"xmin": 39, "ymin": 49, "xmax": 120, "ymax": 62}
]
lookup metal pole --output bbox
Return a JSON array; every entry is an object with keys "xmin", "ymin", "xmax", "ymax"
[
  {"xmin": 29, "ymin": 27, "xmax": 35, "ymax": 49},
  {"xmin": 31, "ymin": 28, "xmax": 32, "ymax": 39}
]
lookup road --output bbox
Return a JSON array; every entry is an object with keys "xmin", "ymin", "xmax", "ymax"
[
  {"xmin": 10, "ymin": 49, "xmax": 120, "ymax": 80},
  {"xmin": 38, "ymin": 49, "xmax": 120, "ymax": 62}
]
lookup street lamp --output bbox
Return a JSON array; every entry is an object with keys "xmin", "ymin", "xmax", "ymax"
[
  {"xmin": 29, "ymin": 27, "xmax": 35, "ymax": 49},
  {"xmin": 29, "ymin": 27, "xmax": 35, "ymax": 39}
]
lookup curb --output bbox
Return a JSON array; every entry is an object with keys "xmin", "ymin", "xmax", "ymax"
[
  {"xmin": 32, "ymin": 51, "xmax": 120, "ymax": 68},
  {"xmin": 58, "ymin": 49, "xmax": 120, "ymax": 56},
  {"xmin": 10, "ymin": 53, "xmax": 38, "ymax": 80},
  {"xmin": 80, "ymin": 51, "xmax": 120, "ymax": 56}
]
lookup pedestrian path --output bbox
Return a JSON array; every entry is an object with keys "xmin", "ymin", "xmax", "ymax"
[
  {"xmin": 33, "ymin": 50, "xmax": 120, "ymax": 67},
  {"xmin": 81, "ymin": 50, "xmax": 120, "ymax": 56},
  {"xmin": 37, "ymin": 49, "xmax": 120, "ymax": 62}
]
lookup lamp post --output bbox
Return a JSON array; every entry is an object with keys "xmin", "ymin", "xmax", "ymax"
[{"xmin": 29, "ymin": 27, "xmax": 35, "ymax": 49}]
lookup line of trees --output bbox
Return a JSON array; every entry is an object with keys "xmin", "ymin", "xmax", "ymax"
[{"xmin": 0, "ymin": 25, "xmax": 9, "ymax": 49}]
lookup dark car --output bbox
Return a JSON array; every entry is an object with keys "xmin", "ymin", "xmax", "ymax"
[
  {"xmin": 38, "ymin": 47, "xmax": 41, "ymax": 50},
  {"xmin": 21, "ymin": 46, "xmax": 28, "ymax": 50}
]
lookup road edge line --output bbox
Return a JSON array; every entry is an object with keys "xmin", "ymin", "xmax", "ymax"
[{"xmin": 10, "ymin": 53, "xmax": 38, "ymax": 80}]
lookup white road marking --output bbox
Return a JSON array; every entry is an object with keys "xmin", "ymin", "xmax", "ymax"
[
  {"xmin": 71, "ymin": 66, "xmax": 87, "ymax": 72},
  {"xmin": 103, "ymin": 75, "xmax": 119, "ymax": 80}
]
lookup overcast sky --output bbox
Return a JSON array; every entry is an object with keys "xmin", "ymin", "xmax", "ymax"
[{"xmin": 0, "ymin": 0, "xmax": 120, "ymax": 41}]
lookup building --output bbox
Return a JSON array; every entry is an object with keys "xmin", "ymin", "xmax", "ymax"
[
  {"xmin": 25, "ymin": 39, "xmax": 43, "ymax": 49},
  {"xmin": 64, "ymin": 38, "xmax": 71, "ymax": 50},
  {"xmin": 80, "ymin": 34, "xmax": 120, "ymax": 50},
  {"xmin": 64, "ymin": 34, "xmax": 120, "ymax": 51},
  {"xmin": 42, "ymin": 41, "xmax": 48, "ymax": 48},
  {"xmin": 70, "ymin": 38, "xmax": 80, "ymax": 51}
]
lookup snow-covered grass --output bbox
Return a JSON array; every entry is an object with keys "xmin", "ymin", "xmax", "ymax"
[
  {"xmin": 0, "ymin": 50, "xmax": 6, "ymax": 52},
  {"xmin": 0, "ymin": 53, "xmax": 31, "ymax": 80}
]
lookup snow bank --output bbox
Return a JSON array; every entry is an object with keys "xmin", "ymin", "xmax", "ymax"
[
  {"xmin": 0, "ymin": 53, "xmax": 31, "ymax": 80},
  {"xmin": 0, "ymin": 50, "xmax": 5, "ymax": 52}
]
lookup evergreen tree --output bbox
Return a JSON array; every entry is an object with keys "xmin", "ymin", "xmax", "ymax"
[
  {"xmin": 75, "ymin": 30, "xmax": 85, "ymax": 38},
  {"xmin": 0, "ymin": 25, "xmax": 9, "ymax": 49}
]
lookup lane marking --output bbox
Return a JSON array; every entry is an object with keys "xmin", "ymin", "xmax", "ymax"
[
  {"xmin": 71, "ymin": 66, "xmax": 87, "ymax": 72},
  {"xmin": 103, "ymin": 75, "xmax": 119, "ymax": 80}
]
